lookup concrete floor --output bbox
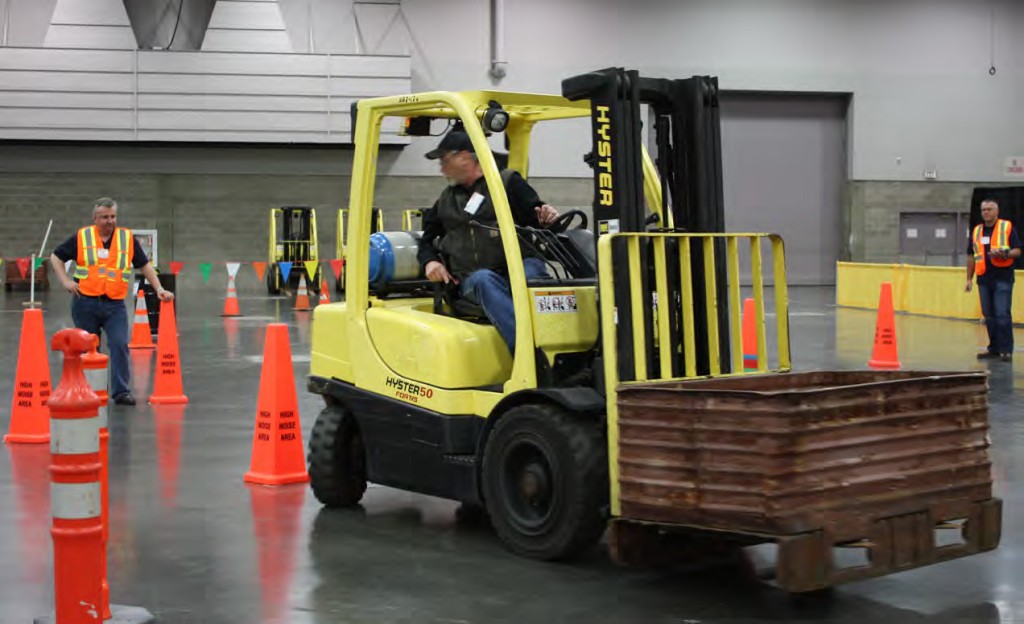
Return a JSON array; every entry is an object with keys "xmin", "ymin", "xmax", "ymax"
[{"xmin": 0, "ymin": 286, "xmax": 1020, "ymax": 623}]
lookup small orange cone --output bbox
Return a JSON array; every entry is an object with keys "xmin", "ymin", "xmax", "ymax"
[
  {"xmin": 128, "ymin": 292, "xmax": 155, "ymax": 349},
  {"xmin": 741, "ymin": 297, "xmax": 760, "ymax": 372},
  {"xmin": 244, "ymin": 324, "xmax": 309, "ymax": 485},
  {"xmin": 4, "ymin": 308, "xmax": 52, "ymax": 444},
  {"xmin": 149, "ymin": 300, "xmax": 188, "ymax": 404},
  {"xmin": 222, "ymin": 274, "xmax": 242, "ymax": 317},
  {"xmin": 319, "ymin": 278, "xmax": 331, "ymax": 304},
  {"xmin": 293, "ymin": 274, "xmax": 312, "ymax": 311},
  {"xmin": 868, "ymin": 281, "xmax": 901, "ymax": 369}
]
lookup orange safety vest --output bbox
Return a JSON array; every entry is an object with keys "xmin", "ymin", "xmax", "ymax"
[
  {"xmin": 973, "ymin": 219, "xmax": 1014, "ymax": 276},
  {"xmin": 73, "ymin": 226, "xmax": 135, "ymax": 299}
]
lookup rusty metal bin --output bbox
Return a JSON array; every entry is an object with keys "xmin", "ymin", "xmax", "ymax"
[
  {"xmin": 614, "ymin": 371, "xmax": 1001, "ymax": 590},
  {"xmin": 617, "ymin": 371, "xmax": 993, "ymax": 535}
]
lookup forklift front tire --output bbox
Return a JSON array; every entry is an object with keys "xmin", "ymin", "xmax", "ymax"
[
  {"xmin": 308, "ymin": 404, "xmax": 368, "ymax": 508},
  {"xmin": 266, "ymin": 264, "xmax": 281, "ymax": 296},
  {"xmin": 482, "ymin": 404, "xmax": 608, "ymax": 560}
]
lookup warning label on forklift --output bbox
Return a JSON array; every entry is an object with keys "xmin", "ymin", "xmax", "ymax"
[{"xmin": 534, "ymin": 290, "xmax": 578, "ymax": 314}]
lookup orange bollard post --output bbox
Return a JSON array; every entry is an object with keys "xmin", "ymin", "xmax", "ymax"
[
  {"xmin": 244, "ymin": 324, "xmax": 309, "ymax": 485},
  {"xmin": 82, "ymin": 337, "xmax": 111, "ymax": 620},
  {"xmin": 38, "ymin": 331, "xmax": 154, "ymax": 624},
  {"xmin": 44, "ymin": 329, "xmax": 103, "ymax": 624},
  {"xmin": 5, "ymin": 308, "xmax": 52, "ymax": 444},
  {"xmin": 150, "ymin": 300, "xmax": 188, "ymax": 405},
  {"xmin": 868, "ymin": 281, "xmax": 901, "ymax": 369},
  {"xmin": 128, "ymin": 292, "xmax": 155, "ymax": 349}
]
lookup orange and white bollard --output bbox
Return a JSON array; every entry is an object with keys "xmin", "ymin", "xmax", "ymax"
[
  {"xmin": 82, "ymin": 337, "xmax": 111, "ymax": 620},
  {"xmin": 45, "ymin": 328, "xmax": 104, "ymax": 623},
  {"xmin": 39, "ymin": 329, "xmax": 154, "ymax": 624}
]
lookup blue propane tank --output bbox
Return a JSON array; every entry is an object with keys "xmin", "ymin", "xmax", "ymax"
[{"xmin": 367, "ymin": 231, "xmax": 422, "ymax": 284}]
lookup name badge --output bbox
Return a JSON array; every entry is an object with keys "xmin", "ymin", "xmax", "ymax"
[
  {"xmin": 464, "ymin": 192, "xmax": 485, "ymax": 215},
  {"xmin": 981, "ymin": 237, "xmax": 991, "ymax": 245},
  {"xmin": 97, "ymin": 249, "xmax": 110, "ymax": 259}
]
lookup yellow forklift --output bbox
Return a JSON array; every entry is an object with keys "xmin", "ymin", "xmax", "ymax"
[
  {"xmin": 307, "ymin": 70, "xmax": 1001, "ymax": 591},
  {"xmin": 335, "ymin": 207, "xmax": 384, "ymax": 294},
  {"xmin": 267, "ymin": 206, "xmax": 321, "ymax": 295}
]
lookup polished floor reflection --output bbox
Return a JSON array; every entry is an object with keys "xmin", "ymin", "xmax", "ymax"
[{"xmin": 1, "ymin": 287, "xmax": 1020, "ymax": 623}]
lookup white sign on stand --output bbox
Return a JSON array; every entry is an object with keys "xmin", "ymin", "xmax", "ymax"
[{"xmin": 134, "ymin": 229, "xmax": 159, "ymax": 268}]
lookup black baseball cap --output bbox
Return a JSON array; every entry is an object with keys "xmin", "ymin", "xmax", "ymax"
[{"xmin": 425, "ymin": 131, "xmax": 475, "ymax": 160}]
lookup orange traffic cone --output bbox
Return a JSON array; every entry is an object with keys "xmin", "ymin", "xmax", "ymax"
[
  {"xmin": 149, "ymin": 300, "xmax": 188, "ymax": 404},
  {"xmin": 128, "ymin": 293, "xmax": 155, "ymax": 349},
  {"xmin": 868, "ymin": 281, "xmax": 901, "ymax": 369},
  {"xmin": 293, "ymin": 274, "xmax": 312, "ymax": 311},
  {"xmin": 222, "ymin": 274, "xmax": 242, "ymax": 317},
  {"xmin": 244, "ymin": 324, "xmax": 309, "ymax": 485},
  {"xmin": 4, "ymin": 308, "xmax": 52, "ymax": 444},
  {"xmin": 741, "ymin": 297, "xmax": 760, "ymax": 372},
  {"xmin": 319, "ymin": 278, "xmax": 331, "ymax": 304}
]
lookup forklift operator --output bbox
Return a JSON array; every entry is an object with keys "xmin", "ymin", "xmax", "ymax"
[{"xmin": 417, "ymin": 130, "xmax": 559, "ymax": 353}]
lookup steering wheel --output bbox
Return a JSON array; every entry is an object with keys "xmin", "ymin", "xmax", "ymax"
[{"xmin": 548, "ymin": 209, "xmax": 589, "ymax": 234}]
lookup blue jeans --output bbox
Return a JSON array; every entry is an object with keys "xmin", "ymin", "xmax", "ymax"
[
  {"xmin": 978, "ymin": 280, "xmax": 1014, "ymax": 355},
  {"xmin": 461, "ymin": 257, "xmax": 550, "ymax": 353},
  {"xmin": 72, "ymin": 295, "xmax": 131, "ymax": 398}
]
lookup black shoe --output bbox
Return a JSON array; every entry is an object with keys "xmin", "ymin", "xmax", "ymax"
[
  {"xmin": 1000, "ymin": 353, "xmax": 1013, "ymax": 362},
  {"xmin": 977, "ymin": 351, "xmax": 998, "ymax": 359},
  {"xmin": 113, "ymin": 393, "xmax": 137, "ymax": 406}
]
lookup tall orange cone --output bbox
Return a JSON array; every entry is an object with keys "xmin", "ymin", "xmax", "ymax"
[
  {"xmin": 741, "ymin": 297, "xmax": 760, "ymax": 372},
  {"xmin": 4, "ymin": 308, "xmax": 52, "ymax": 444},
  {"xmin": 150, "ymin": 299, "xmax": 189, "ymax": 404},
  {"xmin": 128, "ymin": 292, "xmax": 155, "ymax": 349},
  {"xmin": 868, "ymin": 281, "xmax": 901, "ymax": 369},
  {"xmin": 244, "ymin": 324, "xmax": 309, "ymax": 485},
  {"xmin": 319, "ymin": 278, "xmax": 331, "ymax": 304},
  {"xmin": 293, "ymin": 273, "xmax": 312, "ymax": 311}
]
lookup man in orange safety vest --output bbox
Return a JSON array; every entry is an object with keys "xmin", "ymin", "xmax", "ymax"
[{"xmin": 965, "ymin": 198, "xmax": 1021, "ymax": 362}]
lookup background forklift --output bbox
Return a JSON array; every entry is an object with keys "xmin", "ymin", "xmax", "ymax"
[
  {"xmin": 335, "ymin": 207, "xmax": 384, "ymax": 294},
  {"xmin": 307, "ymin": 70, "xmax": 1000, "ymax": 592},
  {"xmin": 267, "ymin": 205, "xmax": 321, "ymax": 295}
]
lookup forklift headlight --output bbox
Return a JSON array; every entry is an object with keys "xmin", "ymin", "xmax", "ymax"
[{"xmin": 483, "ymin": 100, "xmax": 509, "ymax": 133}]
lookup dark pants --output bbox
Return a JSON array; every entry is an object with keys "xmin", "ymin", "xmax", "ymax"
[
  {"xmin": 978, "ymin": 280, "xmax": 1014, "ymax": 355},
  {"xmin": 72, "ymin": 295, "xmax": 131, "ymax": 398},
  {"xmin": 461, "ymin": 258, "xmax": 551, "ymax": 353}
]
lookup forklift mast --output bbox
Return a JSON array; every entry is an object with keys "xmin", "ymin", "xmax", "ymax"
[{"xmin": 562, "ymin": 67, "xmax": 729, "ymax": 380}]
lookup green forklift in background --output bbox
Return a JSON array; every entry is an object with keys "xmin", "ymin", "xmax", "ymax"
[{"xmin": 267, "ymin": 205, "xmax": 321, "ymax": 295}]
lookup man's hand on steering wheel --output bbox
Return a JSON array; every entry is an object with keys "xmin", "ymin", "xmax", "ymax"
[{"xmin": 536, "ymin": 204, "xmax": 559, "ymax": 227}]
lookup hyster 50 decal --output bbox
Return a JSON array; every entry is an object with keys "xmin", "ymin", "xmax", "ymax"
[{"xmin": 385, "ymin": 376, "xmax": 435, "ymax": 403}]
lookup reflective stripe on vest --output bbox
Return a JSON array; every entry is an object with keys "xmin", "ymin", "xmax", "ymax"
[
  {"xmin": 75, "ymin": 225, "xmax": 134, "ymax": 298},
  {"xmin": 973, "ymin": 219, "xmax": 1013, "ymax": 276}
]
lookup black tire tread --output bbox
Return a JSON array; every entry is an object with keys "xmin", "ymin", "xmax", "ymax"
[
  {"xmin": 308, "ymin": 404, "xmax": 367, "ymax": 507},
  {"xmin": 482, "ymin": 403, "xmax": 608, "ymax": 561}
]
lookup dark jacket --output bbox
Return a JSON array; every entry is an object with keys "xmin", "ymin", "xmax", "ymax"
[{"xmin": 417, "ymin": 170, "xmax": 543, "ymax": 278}]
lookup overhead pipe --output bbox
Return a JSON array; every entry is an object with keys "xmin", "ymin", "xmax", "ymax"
[{"xmin": 489, "ymin": 0, "xmax": 506, "ymax": 81}]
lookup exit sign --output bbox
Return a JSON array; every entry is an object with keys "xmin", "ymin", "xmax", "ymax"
[{"xmin": 1006, "ymin": 157, "xmax": 1024, "ymax": 178}]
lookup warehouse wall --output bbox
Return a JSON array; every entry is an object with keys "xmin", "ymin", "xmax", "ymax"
[{"xmin": 2, "ymin": 0, "xmax": 1023, "ymax": 274}]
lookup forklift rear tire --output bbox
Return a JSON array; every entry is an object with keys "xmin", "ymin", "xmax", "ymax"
[
  {"xmin": 308, "ymin": 404, "xmax": 367, "ymax": 508},
  {"xmin": 482, "ymin": 404, "xmax": 608, "ymax": 560}
]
